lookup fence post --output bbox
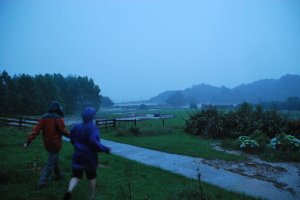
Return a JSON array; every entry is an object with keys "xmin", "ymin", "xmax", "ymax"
[
  {"xmin": 113, "ymin": 119, "xmax": 116, "ymax": 128},
  {"xmin": 162, "ymin": 119, "xmax": 165, "ymax": 127},
  {"xmin": 19, "ymin": 117, "xmax": 23, "ymax": 127},
  {"xmin": 0, "ymin": 116, "xmax": 6, "ymax": 126},
  {"xmin": 134, "ymin": 119, "xmax": 137, "ymax": 127}
]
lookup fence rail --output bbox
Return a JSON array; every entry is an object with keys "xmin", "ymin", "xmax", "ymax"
[
  {"xmin": 95, "ymin": 119, "xmax": 116, "ymax": 129},
  {"xmin": 0, "ymin": 115, "xmax": 169, "ymax": 129},
  {"xmin": 0, "ymin": 115, "xmax": 117, "ymax": 129},
  {"xmin": 0, "ymin": 115, "xmax": 38, "ymax": 127}
]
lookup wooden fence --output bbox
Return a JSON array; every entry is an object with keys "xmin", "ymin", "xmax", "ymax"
[
  {"xmin": 0, "ymin": 115, "xmax": 117, "ymax": 129},
  {"xmin": 0, "ymin": 115, "xmax": 38, "ymax": 127},
  {"xmin": 0, "ymin": 115, "xmax": 168, "ymax": 129},
  {"xmin": 95, "ymin": 119, "xmax": 116, "ymax": 129},
  {"xmin": 114, "ymin": 118, "xmax": 167, "ymax": 127}
]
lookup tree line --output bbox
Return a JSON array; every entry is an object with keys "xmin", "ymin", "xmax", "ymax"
[
  {"xmin": 260, "ymin": 97, "xmax": 300, "ymax": 111},
  {"xmin": 165, "ymin": 91, "xmax": 300, "ymax": 111},
  {"xmin": 0, "ymin": 71, "xmax": 108, "ymax": 115}
]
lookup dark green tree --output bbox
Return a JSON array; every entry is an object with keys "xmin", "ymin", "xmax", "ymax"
[
  {"xmin": 14, "ymin": 74, "xmax": 41, "ymax": 114},
  {"xmin": 101, "ymin": 96, "xmax": 114, "ymax": 108},
  {"xmin": 0, "ymin": 71, "xmax": 18, "ymax": 114},
  {"xmin": 0, "ymin": 71, "xmax": 102, "ymax": 115}
]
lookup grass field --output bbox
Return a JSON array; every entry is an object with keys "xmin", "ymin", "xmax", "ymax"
[
  {"xmin": 98, "ymin": 108, "xmax": 246, "ymax": 161},
  {"xmin": 102, "ymin": 129, "xmax": 246, "ymax": 161},
  {"xmin": 99, "ymin": 108, "xmax": 300, "ymax": 162},
  {"xmin": 0, "ymin": 126, "xmax": 258, "ymax": 200},
  {"xmin": 98, "ymin": 108, "xmax": 192, "ymax": 128}
]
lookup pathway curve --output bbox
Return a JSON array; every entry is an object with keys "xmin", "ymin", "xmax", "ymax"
[{"xmin": 102, "ymin": 139, "xmax": 300, "ymax": 200}]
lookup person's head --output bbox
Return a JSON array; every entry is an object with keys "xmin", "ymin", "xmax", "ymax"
[
  {"xmin": 81, "ymin": 107, "xmax": 96, "ymax": 123},
  {"xmin": 48, "ymin": 101, "xmax": 64, "ymax": 117}
]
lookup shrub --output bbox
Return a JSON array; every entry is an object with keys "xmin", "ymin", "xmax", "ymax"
[
  {"xmin": 267, "ymin": 133, "xmax": 300, "ymax": 162},
  {"xmin": 185, "ymin": 102, "xmax": 289, "ymax": 139},
  {"xmin": 185, "ymin": 107, "xmax": 230, "ymax": 139},
  {"xmin": 234, "ymin": 103, "xmax": 288, "ymax": 138},
  {"xmin": 258, "ymin": 110, "xmax": 288, "ymax": 138},
  {"xmin": 237, "ymin": 136, "xmax": 259, "ymax": 153},
  {"xmin": 287, "ymin": 120, "xmax": 300, "ymax": 138},
  {"xmin": 249, "ymin": 130, "xmax": 269, "ymax": 149},
  {"xmin": 269, "ymin": 133, "xmax": 300, "ymax": 150}
]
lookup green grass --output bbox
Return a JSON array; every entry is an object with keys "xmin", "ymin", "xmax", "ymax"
[
  {"xmin": 0, "ymin": 126, "xmax": 258, "ymax": 200},
  {"xmin": 100, "ymin": 108, "xmax": 300, "ymax": 162},
  {"xmin": 99, "ymin": 108, "xmax": 245, "ymax": 161},
  {"xmin": 98, "ymin": 108, "xmax": 192, "ymax": 128},
  {"xmin": 102, "ymin": 128, "xmax": 246, "ymax": 161}
]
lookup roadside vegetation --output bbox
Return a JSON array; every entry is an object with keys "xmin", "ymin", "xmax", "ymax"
[
  {"xmin": 0, "ymin": 127, "xmax": 258, "ymax": 200},
  {"xmin": 100, "ymin": 105, "xmax": 300, "ymax": 162},
  {"xmin": 184, "ymin": 103, "xmax": 300, "ymax": 162}
]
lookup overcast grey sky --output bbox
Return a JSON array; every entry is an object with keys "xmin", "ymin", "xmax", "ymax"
[{"xmin": 1, "ymin": 0, "xmax": 300, "ymax": 102}]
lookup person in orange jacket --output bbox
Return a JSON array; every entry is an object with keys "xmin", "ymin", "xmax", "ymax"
[{"xmin": 24, "ymin": 101, "xmax": 70, "ymax": 189}]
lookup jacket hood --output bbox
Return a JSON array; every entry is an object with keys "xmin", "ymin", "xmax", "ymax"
[
  {"xmin": 81, "ymin": 107, "xmax": 96, "ymax": 122},
  {"xmin": 48, "ymin": 101, "xmax": 64, "ymax": 116}
]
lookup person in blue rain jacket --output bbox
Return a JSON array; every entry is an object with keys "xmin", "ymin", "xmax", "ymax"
[{"xmin": 64, "ymin": 107, "xmax": 110, "ymax": 200}]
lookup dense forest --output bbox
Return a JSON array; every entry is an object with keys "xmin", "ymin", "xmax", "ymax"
[{"xmin": 0, "ymin": 71, "xmax": 104, "ymax": 115}]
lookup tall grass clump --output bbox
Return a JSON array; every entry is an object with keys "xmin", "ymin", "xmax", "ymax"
[
  {"xmin": 185, "ymin": 103, "xmax": 289, "ymax": 139},
  {"xmin": 185, "ymin": 103, "xmax": 300, "ymax": 161}
]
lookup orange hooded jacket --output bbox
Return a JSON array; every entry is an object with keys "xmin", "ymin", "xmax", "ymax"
[{"xmin": 26, "ymin": 112, "xmax": 70, "ymax": 152}]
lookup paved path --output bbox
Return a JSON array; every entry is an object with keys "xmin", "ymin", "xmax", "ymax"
[{"xmin": 102, "ymin": 139, "xmax": 300, "ymax": 200}]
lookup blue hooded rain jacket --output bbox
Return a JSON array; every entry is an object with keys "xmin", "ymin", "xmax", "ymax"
[{"xmin": 70, "ymin": 107, "xmax": 110, "ymax": 170}]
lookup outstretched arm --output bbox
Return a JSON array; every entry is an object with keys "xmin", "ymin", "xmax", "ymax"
[
  {"xmin": 24, "ymin": 119, "xmax": 43, "ymax": 148},
  {"xmin": 89, "ymin": 128, "xmax": 110, "ymax": 153}
]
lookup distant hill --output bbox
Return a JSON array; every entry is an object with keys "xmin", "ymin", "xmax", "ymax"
[{"xmin": 149, "ymin": 74, "xmax": 300, "ymax": 104}]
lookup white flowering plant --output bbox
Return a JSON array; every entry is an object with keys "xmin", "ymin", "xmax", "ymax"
[
  {"xmin": 237, "ymin": 136, "xmax": 259, "ymax": 152},
  {"xmin": 269, "ymin": 133, "xmax": 300, "ymax": 151}
]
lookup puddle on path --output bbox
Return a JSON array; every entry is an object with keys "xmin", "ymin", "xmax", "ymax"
[{"xmin": 210, "ymin": 144, "xmax": 300, "ymax": 195}]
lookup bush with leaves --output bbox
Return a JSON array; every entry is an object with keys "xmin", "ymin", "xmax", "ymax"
[
  {"xmin": 185, "ymin": 102, "xmax": 289, "ymax": 139},
  {"xmin": 257, "ymin": 110, "xmax": 288, "ymax": 138},
  {"xmin": 268, "ymin": 133, "xmax": 300, "ymax": 161},
  {"xmin": 269, "ymin": 133, "xmax": 300, "ymax": 150},
  {"xmin": 185, "ymin": 107, "xmax": 230, "ymax": 139},
  {"xmin": 287, "ymin": 120, "xmax": 300, "ymax": 138},
  {"xmin": 233, "ymin": 103, "xmax": 288, "ymax": 138},
  {"xmin": 237, "ymin": 136, "xmax": 259, "ymax": 153},
  {"xmin": 249, "ymin": 130, "xmax": 269, "ymax": 149}
]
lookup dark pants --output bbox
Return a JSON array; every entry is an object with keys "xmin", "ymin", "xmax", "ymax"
[{"xmin": 39, "ymin": 152, "xmax": 61, "ymax": 185}]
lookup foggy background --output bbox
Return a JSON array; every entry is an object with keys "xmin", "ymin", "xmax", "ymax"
[{"xmin": 1, "ymin": 0, "xmax": 300, "ymax": 102}]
